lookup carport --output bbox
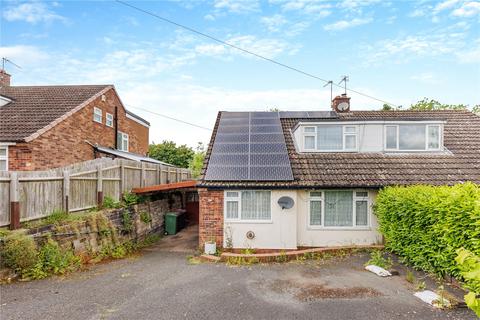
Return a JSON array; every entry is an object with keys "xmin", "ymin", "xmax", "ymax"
[{"xmin": 132, "ymin": 180, "xmax": 199, "ymax": 226}]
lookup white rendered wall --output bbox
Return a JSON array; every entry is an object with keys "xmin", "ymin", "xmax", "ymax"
[
  {"xmin": 224, "ymin": 190, "xmax": 297, "ymax": 249},
  {"xmin": 296, "ymin": 190, "xmax": 383, "ymax": 247}
]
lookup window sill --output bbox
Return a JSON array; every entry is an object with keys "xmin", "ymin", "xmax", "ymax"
[
  {"xmin": 225, "ymin": 220, "xmax": 273, "ymax": 224},
  {"xmin": 307, "ymin": 226, "xmax": 372, "ymax": 231}
]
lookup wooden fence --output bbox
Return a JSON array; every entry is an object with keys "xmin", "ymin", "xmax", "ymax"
[{"xmin": 0, "ymin": 158, "xmax": 191, "ymax": 227}]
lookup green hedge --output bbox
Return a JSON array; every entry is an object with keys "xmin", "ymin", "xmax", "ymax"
[{"xmin": 374, "ymin": 182, "xmax": 480, "ymax": 278}]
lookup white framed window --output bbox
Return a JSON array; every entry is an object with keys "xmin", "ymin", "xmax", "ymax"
[
  {"xmin": 117, "ymin": 132, "xmax": 129, "ymax": 152},
  {"xmin": 106, "ymin": 113, "xmax": 114, "ymax": 127},
  {"xmin": 224, "ymin": 190, "xmax": 271, "ymax": 222},
  {"xmin": 308, "ymin": 190, "xmax": 369, "ymax": 229},
  {"xmin": 385, "ymin": 124, "xmax": 442, "ymax": 151},
  {"xmin": 301, "ymin": 125, "xmax": 358, "ymax": 152},
  {"xmin": 93, "ymin": 107, "xmax": 103, "ymax": 123},
  {"xmin": 303, "ymin": 126, "xmax": 316, "ymax": 150},
  {"xmin": 0, "ymin": 146, "xmax": 8, "ymax": 171}
]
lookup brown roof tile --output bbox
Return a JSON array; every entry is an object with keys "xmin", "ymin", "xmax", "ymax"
[
  {"xmin": 0, "ymin": 85, "xmax": 111, "ymax": 141},
  {"xmin": 200, "ymin": 110, "xmax": 480, "ymax": 188}
]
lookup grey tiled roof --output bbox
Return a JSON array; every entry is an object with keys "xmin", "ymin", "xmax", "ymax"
[{"xmin": 199, "ymin": 110, "xmax": 480, "ymax": 188}]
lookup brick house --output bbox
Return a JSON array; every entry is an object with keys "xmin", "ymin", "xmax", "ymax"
[
  {"xmin": 0, "ymin": 70, "xmax": 152, "ymax": 171},
  {"xmin": 198, "ymin": 95, "xmax": 480, "ymax": 250}
]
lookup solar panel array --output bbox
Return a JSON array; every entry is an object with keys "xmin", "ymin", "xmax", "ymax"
[
  {"xmin": 204, "ymin": 112, "xmax": 294, "ymax": 181},
  {"xmin": 279, "ymin": 111, "xmax": 338, "ymax": 119}
]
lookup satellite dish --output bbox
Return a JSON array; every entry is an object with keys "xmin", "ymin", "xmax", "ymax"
[{"xmin": 278, "ymin": 196, "xmax": 295, "ymax": 210}]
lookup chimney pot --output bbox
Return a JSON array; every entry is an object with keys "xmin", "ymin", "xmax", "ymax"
[{"xmin": 0, "ymin": 70, "xmax": 11, "ymax": 87}]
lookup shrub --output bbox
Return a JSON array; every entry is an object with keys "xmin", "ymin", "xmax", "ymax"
[
  {"xmin": 103, "ymin": 196, "xmax": 122, "ymax": 209},
  {"xmin": 123, "ymin": 192, "xmax": 140, "ymax": 206},
  {"xmin": 374, "ymin": 183, "xmax": 480, "ymax": 278},
  {"xmin": 140, "ymin": 211, "xmax": 152, "ymax": 224},
  {"xmin": 1, "ymin": 233, "xmax": 38, "ymax": 271},
  {"xmin": 365, "ymin": 250, "xmax": 393, "ymax": 270},
  {"xmin": 37, "ymin": 238, "xmax": 80, "ymax": 275},
  {"xmin": 121, "ymin": 211, "xmax": 134, "ymax": 233},
  {"xmin": 455, "ymin": 248, "xmax": 480, "ymax": 317}
]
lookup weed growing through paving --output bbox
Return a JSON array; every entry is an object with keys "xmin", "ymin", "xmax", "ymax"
[
  {"xmin": 365, "ymin": 250, "xmax": 393, "ymax": 270},
  {"xmin": 406, "ymin": 270, "xmax": 415, "ymax": 283}
]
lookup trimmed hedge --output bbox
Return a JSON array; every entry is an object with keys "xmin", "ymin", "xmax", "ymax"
[{"xmin": 374, "ymin": 182, "xmax": 480, "ymax": 278}]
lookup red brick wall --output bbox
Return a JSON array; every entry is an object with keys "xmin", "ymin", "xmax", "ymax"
[
  {"xmin": 8, "ymin": 88, "xmax": 149, "ymax": 171},
  {"xmin": 198, "ymin": 188, "xmax": 224, "ymax": 248}
]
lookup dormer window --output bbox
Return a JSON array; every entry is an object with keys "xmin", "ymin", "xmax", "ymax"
[
  {"xmin": 385, "ymin": 124, "xmax": 442, "ymax": 151},
  {"xmin": 301, "ymin": 125, "xmax": 357, "ymax": 152},
  {"xmin": 0, "ymin": 95, "xmax": 12, "ymax": 107}
]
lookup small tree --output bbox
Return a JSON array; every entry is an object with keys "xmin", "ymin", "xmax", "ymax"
[
  {"xmin": 409, "ymin": 98, "xmax": 468, "ymax": 111},
  {"xmin": 189, "ymin": 142, "xmax": 206, "ymax": 179},
  {"xmin": 148, "ymin": 141, "xmax": 194, "ymax": 168}
]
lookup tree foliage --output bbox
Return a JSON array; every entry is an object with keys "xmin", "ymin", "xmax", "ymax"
[
  {"xmin": 148, "ymin": 141, "xmax": 194, "ymax": 168},
  {"xmin": 380, "ymin": 98, "xmax": 479, "ymax": 113},
  {"xmin": 189, "ymin": 142, "xmax": 206, "ymax": 179},
  {"xmin": 409, "ymin": 98, "xmax": 468, "ymax": 111}
]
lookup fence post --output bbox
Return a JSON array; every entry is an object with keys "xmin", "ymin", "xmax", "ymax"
[
  {"xmin": 140, "ymin": 162, "xmax": 146, "ymax": 187},
  {"xmin": 119, "ymin": 163, "xmax": 124, "ymax": 201},
  {"xmin": 97, "ymin": 166, "xmax": 103, "ymax": 207},
  {"xmin": 9, "ymin": 172, "xmax": 20, "ymax": 230},
  {"xmin": 156, "ymin": 165, "xmax": 160, "ymax": 185},
  {"xmin": 63, "ymin": 170, "xmax": 70, "ymax": 213}
]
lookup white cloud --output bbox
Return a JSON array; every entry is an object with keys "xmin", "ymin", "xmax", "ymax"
[
  {"xmin": 452, "ymin": 1, "xmax": 480, "ymax": 17},
  {"xmin": 213, "ymin": 0, "xmax": 260, "ymax": 13},
  {"xmin": 261, "ymin": 14, "xmax": 288, "ymax": 32},
  {"xmin": 408, "ymin": 8, "xmax": 426, "ymax": 18},
  {"xmin": 410, "ymin": 72, "xmax": 442, "ymax": 84},
  {"xmin": 338, "ymin": 0, "xmax": 382, "ymax": 10},
  {"xmin": 0, "ymin": 45, "xmax": 49, "ymax": 66},
  {"xmin": 434, "ymin": 0, "xmax": 461, "ymax": 13},
  {"xmin": 456, "ymin": 39, "xmax": 480, "ymax": 63},
  {"xmin": 362, "ymin": 26, "xmax": 471, "ymax": 65},
  {"xmin": 194, "ymin": 35, "xmax": 294, "ymax": 59},
  {"xmin": 323, "ymin": 17, "xmax": 372, "ymax": 31},
  {"xmin": 3, "ymin": 1, "xmax": 66, "ymax": 24}
]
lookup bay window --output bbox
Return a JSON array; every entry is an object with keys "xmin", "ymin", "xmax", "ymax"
[
  {"xmin": 224, "ymin": 191, "xmax": 271, "ymax": 221},
  {"xmin": 385, "ymin": 124, "xmax": 441, "ymax": 151},
  {"xmin": 308, "ymin": 190, "xmax": 369, "ymax": 228},
  {"xmin": 0, "ymin": 146, "xmax": 7, "ymax": 171}
]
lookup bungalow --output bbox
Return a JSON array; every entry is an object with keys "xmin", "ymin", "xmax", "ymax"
[
  {"xmin": 0, "ymin": 69, "xmax": 156, "ymax": 171},
  {"xmin": 198, "ymin": 95, "xmax": 480, "ymax": 250}
]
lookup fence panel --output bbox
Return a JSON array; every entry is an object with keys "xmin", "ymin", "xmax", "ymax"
[
  {"xmin": 0, "ymin": 180, "xmax": 10, "ymax": 225},
  {"xmin": 19, "ymin": 179, "xmax": 64, "ymax": 222},
  {"xmin": 0, "ymin": 158, "xmax": 191, "ymax": 226}
]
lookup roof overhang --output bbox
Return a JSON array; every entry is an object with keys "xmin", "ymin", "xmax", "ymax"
[{"xmin": 94, "ymin": 145, "xmax": 174, "ymax": 166}]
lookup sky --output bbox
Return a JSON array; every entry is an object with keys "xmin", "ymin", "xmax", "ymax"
[{"xmin": 1, "ymin": 0, "xmax": 479, "ymax": 148}]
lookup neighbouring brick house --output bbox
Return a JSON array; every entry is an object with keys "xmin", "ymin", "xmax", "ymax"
[
  {"xmin": 0, "ymin": 70, "xmax": 152, "ymax": 171},
  {"xmin": 198, "ymin": 95, "xmax": 480, "ymax": 250}
]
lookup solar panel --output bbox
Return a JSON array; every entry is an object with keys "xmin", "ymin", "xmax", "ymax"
[
  {"xmin": 279, "ymin": 111, "xmax": 338, "ymax": 118},
  {"xmin": 204, "ymin": 111, "xmax": 294, "ymax": 181}
]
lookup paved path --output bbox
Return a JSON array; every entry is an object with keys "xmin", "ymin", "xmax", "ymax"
[{"xmin": 0, "ymin": 231, "xmax": 476, "ymax": 320}]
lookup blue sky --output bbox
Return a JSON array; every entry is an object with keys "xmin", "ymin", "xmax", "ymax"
[{"xmin": 1, "ymin": 0, "xmax": 479, "ymax": 147}]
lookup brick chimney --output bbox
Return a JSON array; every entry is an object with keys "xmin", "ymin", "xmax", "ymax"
[
  {"xmin": 0, "ymin": 69, "xmax": 11, "ymax": 87},
  {"xmin": 332, "ymin": 93, "xmax": 351, "ymax": 113}
]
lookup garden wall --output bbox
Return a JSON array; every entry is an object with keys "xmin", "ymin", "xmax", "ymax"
[{"xmin": 25, "ymin": 193, "xmax": 184, "ymax": 255}]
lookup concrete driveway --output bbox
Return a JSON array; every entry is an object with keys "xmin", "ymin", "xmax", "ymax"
[{"xmin": 0, "ymin": 231, "xmax": 476, "ymax": 320}]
